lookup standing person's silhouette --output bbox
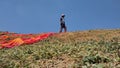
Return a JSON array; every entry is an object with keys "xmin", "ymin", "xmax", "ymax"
[{"xmin": 59, "ymin": 14, "xmax": 67, "ymax": 33}]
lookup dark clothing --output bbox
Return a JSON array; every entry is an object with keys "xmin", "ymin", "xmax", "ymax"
[
  {"xmin": 60, "ymin": 17, "xmax": 65, "ymax": 24},
  {"xmin": 59, "ymin": 16, "xmax": 67, "ymax": 33},
  {"xmin": 60, "ymin": 17, "xmax": 66, "ymax": 28},
  {"xmin": 61, "ymin": 23, "xmax": 66, "ymax": 28}
]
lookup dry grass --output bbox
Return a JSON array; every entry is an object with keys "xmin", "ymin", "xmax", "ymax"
[
  {"xmin": 54, "ymin": 29, "xmax": 120, "ymax": 42},
  {"xmin": 0, "ymin": 29, "xmax": 120, "ymax": 68}
]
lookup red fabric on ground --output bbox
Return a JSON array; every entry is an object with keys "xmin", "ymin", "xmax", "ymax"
[
  {"xmin": 1, "ymin": 38, "xmax": 24, "ymax": 48},
  {"xmin": 0, "ymin": 33, "xmax": 54, "ymax": 49}
]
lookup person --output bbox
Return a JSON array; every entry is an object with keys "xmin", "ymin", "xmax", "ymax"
[{"xmin": 59, "ymin": 14, "xmax": 67, "ymax": 33}]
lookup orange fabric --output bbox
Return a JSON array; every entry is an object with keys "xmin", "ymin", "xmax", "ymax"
[
  {"xmin": 1, "ymin": 38, "xmax": 24, "ymax": 48},
  {"xmin": 0, "ymin": 35, "xmax": 9, "ymax": 40},
  {"xmin": 0, "ymin": 33, "xmax": 54, "ymax": 49}
]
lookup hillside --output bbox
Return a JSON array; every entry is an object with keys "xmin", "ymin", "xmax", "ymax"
[{"xmin": 0, "ymin": 29, "xmax": 120, "ymax": 68}]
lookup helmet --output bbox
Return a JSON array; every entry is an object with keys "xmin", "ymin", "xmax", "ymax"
[{"xmin": 61, "ymin": 14, "xmax": 65, "ymax": 17}]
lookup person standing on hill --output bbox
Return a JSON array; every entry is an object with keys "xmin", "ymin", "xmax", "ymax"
[{"xmin": 59, "ymin": 14, "xmax": 67, "ymax": 33}]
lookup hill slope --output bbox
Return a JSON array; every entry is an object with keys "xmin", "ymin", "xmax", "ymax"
[{"xmin": 0, "ymin": 29, "xmax": 120, "ymax": 68}]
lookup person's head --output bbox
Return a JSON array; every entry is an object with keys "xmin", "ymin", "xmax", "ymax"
[{"xmin": 61, "ymin": 14, "xmax": 65, "ymax": 17}]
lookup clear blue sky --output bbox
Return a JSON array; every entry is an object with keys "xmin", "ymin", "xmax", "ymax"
[{"xmin": 0, "ymin": 0, "xmax": 120, "ymax": 33}]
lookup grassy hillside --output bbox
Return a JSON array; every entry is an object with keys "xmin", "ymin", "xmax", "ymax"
[{"xmin": 0, "ymin": 29, "xmax": 120, "ymax": 68}]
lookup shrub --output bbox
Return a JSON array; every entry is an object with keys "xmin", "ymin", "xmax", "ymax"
[{"xmin": 82, "ymin": 55, "xmax": 110, "ymax": 65}]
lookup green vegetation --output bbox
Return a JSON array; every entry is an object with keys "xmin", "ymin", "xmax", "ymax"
[{"xmin": 0, "ymin": 29, "xmax": 120, "ymax": 68}]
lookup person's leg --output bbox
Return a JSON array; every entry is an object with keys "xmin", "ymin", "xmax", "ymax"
[
  {"xmin": 64, "ymin": 26, "xmax": 67, "ymax": 32},
  {"xmin": 59, "ymin": 27, "xmax": 63, "ymax": 33}
]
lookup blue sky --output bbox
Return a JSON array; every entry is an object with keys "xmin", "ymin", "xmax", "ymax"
[{"xmin": 0, "ymin": 0, "xmax": 120, "ymax": 33}]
